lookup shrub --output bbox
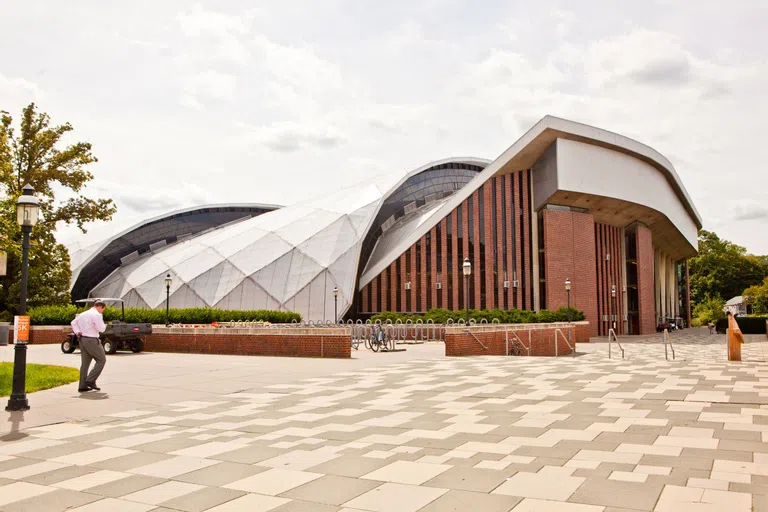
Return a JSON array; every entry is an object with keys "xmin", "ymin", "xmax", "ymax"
[
  {"xmin": 27, "ymin": 305, "xmax": 301, "ymax": 326},
  {"xmin": 693, "ymin": 295, "xmax": 726, "ymax": 327},
  {"xmin": 370, "ymin": 307, "xmax": 585, "ymax": 324},
  {"xmin": 716, "ymin": 316, "xmax": 767, "ymax": 335}
]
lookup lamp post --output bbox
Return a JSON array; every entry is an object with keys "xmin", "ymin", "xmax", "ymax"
[
  {"xmin": 333, "ymin": 286, "xmax": 338, "ymax": 323},
  {"xmin": 6, "ymin": 184, "xmax": 40, "ymax": 412},
  {"xmin": 565, "ymin": 278, "xmax": 572, "ymax": 341},
  {"xmin": 611, "ymin": 284, "xmax": 617, "ymax": 332},
  {"xmin": 462, "ymin": 257, "xmax": 471, "ymax": 324},
  {"xmin": 164, "ymin": 274, "xmax": 172, "ymax": 327}
]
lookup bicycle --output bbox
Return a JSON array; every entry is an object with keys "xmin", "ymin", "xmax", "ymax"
[{"xmin": 369, "ymin": 324, "xmax": 389, "ymax": 352}]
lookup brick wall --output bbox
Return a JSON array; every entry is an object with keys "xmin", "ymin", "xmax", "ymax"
[
  {"xmin": 7, "ymin": 326, "xmax": 71, "ymax": 345},
  {"xmin": 542, "ymin": 209, "xmax": 599, "ymax": 336},
  {"xmin": 445, "ymin": 323, "xmax": 579, "ymax": 357},
  {"xmin": 636, "ymin": 224, "xmax": 656, "ymax": 335},
  {"xmin": 595, "ymin": 223, "xmax": 625, "ymax": 336},
  {"xmin": 145, "ymin": 328, "xmax": 351, "ymax": 358}
]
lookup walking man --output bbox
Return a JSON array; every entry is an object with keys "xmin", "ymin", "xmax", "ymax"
[{"xmin": 71, "ymin": 300, "xmax": 107, "ymax": 392}]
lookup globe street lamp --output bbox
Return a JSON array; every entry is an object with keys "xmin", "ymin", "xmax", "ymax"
[
  {"xmin": 565, "ymin": 278, "xmax": 572, "ymax": 342},
  {"xmin": 164, "ymin": 274, "xmax": 172, "ymax": 327},
  {"xmin": 333, "ymin": 286, "xmax": 338, "ymax": 323},
  {"xmin": 462, "ymin": 258, "xmax": 471, "ymax": 325},
  {"xmin": 6, "ymin": 184, "xmax": 40, "ymax": 412},
  {"xmin": 611, "ymin": 284, "xmax": 617, "ymax": 332}
]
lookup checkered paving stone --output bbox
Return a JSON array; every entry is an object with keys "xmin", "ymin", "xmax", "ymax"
[{"xmin": 0, "ymin": 331, "xmax": 767, "ymax": 511}]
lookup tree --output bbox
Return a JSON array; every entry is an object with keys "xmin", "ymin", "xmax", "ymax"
[
  {"xmin": 691, "ymin": 294, "xmax": 726, "ymax": 327},
  {"xmin": 688, "ymin": 230, "xmax": 766, "ymax": 306},
  {"xmin": 0, "ymin": 103, "xmax": 116, "ymax": 312},
  {"xmin": 744, "ymin": 278, "xmax": 768, "ymax": 315}
]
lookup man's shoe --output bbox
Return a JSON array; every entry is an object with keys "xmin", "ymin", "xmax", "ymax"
[
  {"xmin": 78, "ymin": 387, "xmax": 91, "ymax": 392},
  {"xmin": 86, "ymin": 383, "xmax": 101, "ymax": 391}
]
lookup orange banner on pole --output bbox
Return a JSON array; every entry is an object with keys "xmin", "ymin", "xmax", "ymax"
[{"xmin": 14, "ymin": 315, "xmax": 30, "ymax": 344}]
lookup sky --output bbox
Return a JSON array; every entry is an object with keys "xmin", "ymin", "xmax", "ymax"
[{"xmin": 2, "ymin": 0, "xmax": 767, "ymax": 254}]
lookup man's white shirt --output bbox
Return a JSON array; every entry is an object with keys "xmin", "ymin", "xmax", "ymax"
[{"xmin": 72, "ymin": 308, "xmax": 105, "ymax": 338}]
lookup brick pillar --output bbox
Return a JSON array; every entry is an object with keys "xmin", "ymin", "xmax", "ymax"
[
  {"xmin": 380, "ymin": 266, "xmax": 388, "ymax": 312},
  {"xmin": 452, "ymin": 210, "xmax": 459, "ymax": 311},
  {"xmin": 441, "ymin": 218, "xmax": 449, "ymax": 308},
  {"xmin": 371, "ymin": 276, "xmax": 379, "ymax": 313},
  {"xmin": 636, "ymin": 225, "xmax": 656, "ymax": 335},
  {"xmin": 430, "ymin": 226, "xmax": 438, "ymax": 310},
  {"xmin": 420, "ymin": 235, "xmax": 428, "ymax": 312},
  {"xmin": 390, "ymin": 261, "xmax": 397, "ymax": 313},
  {"xmin": 483, "ymin": 183, "xmax": 495, "ymax": 310},
  {"xmin": 521, "ymin": 170, "xmax": 531, "ymax": 310},
  {"xmin": 543, "ymin": 209, "xmax": 599, "ymax": 337},
  {"xmin": 472, "ymin": 189, "xmax": 482, "ymax": 310},
  {"xmin": 495, "ymin": 177, "xmax": 505, "ymax": 309},
  {"xmin": 362, "ymin": 284, "xmax": 369, "ymax": 312},
  {"xmin": 507, "ymin": 174, "xmax": 516, "ymax": 309},
  {"xmin": 512, "ymin": 172, "xmax": 522, "ymax": 309},
  {"xmin": 399, "ymin": 253, "xmax": 407, "ymax": 312},
  {"xmin": 462, "ymin": 201, "xmax": 470, "ymax": 310},
  {"xmin": 410, "ymin": 244, "xmax": 417, "ymax": 312}
]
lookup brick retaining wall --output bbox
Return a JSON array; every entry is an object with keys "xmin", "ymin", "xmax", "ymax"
[
  {"xmin": 144, "ymin": 327, "xmax": 350, "ymax": 359},
  {"xmin": 6, "ymin": 326, "xmax": 70, "ymax": 345},
  {"xmin": 445, "ymin": 322, "xmax": 589, "ymax": 357}
]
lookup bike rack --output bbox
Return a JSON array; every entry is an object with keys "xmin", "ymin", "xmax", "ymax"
[
  {"xmin": 480, "ymin": 318, "xmax": 488, "ymax": 325},
  {"xmin": 663, "ymin": 328, "xmax": 675, "ymax": 360},
  {"xmin": 492, "ymin": 318, "xmax": 500, "ymax": 324},
  {"xmin": 608, "ymin": 328, "xmax": 624, "ymax": 359},
  {"xmin": 426, "ymin": 319, "xmax": 435, "ymax": 341}
]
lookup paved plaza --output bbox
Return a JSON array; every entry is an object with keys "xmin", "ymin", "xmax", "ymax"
[{"xmin": 1, "ymin": 328, "xmax": 768, "ymax": 511}]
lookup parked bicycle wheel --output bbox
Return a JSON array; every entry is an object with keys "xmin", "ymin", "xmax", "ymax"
[{"xmin": 371, "ymin": 336, "xmax": 380, "ymax": 352}]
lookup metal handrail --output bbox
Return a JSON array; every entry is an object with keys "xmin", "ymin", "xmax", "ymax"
[
  {"xmin": 663, "ymin": 328, "xmax": 675, "ymax": 360},
  {"xmin": 465, "ymin": 328, "xmax": 488, "ymax": 350},
  {"xmin": 608, "ymin": 328, "xmax": 624, "ymax": 359},
  {"xmin": 555, "ymin": 328, "xmax": 575, "ymax": 358}
]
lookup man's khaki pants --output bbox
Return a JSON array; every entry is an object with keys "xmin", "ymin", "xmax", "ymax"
[{"xmin": 79, "ymin": 336, "xmax": 106, "ymax": 389}]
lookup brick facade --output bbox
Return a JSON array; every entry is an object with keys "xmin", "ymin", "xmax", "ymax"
[
  {"xmin": 636, "ymin": 224, "xmax": 656, "ymax": 335},
  {"xmin": 595, "ymin": 223, "xmax": 625, "ymax": 336},
  {"xmin": 542, "ymin": 209, "xmax": 599, "ymax": 337}
]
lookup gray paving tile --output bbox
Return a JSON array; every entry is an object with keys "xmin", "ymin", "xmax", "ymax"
[
  {"xmin": 418, "ymin": 489, "xmax": 521, "ymax": 512},
  {"xmin": 423, "ymin": 466, "xmax": 508, "ymax": 493},
  {"xmin": 176, "ymin": 461, "xmax": 267, "ymax": 486},
  {"xmin": 86, "ymin": 474, "xmax": 166, "ymax": 497},
  {"xmin": 569, "ymin": 477, "xmax": 664, "ymax": 510},
  {"xmin": 281, "ymin": 475, "xmax": 379, "ymax": 505},
  {"xmin": 160, "ymin": 486, "xmax": 245, "ymax": 512},
  {"xmin": 2, "ymin": 488, "xmax": 101, "ymax": 512},
  {"xmin": 308, "ymin": 456, "xmax": 392, "ymax": 478}
]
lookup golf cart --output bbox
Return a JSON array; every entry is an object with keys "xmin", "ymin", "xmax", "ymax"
[{"xmin": 61, "ymin": 298, "xmax": 152, "ymax": 355}]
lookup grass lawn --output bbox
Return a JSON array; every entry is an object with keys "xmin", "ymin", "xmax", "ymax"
[{"xmin": 0, "ymin": 362, "xmax": 79, "ymax": 396}]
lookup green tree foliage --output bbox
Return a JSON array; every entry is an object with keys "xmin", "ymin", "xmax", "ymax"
[
  {"xmin": 689, "ymin": 230, "xmax": 767, "ymax": 305},
  {"xmin": 744, "ymin": 278, "xmax": 768, "ymax": 315},
  {"xmin": 691, "ymin": 295, "xmax": 726, "ymax": 327},
  {"xmin": 0, "ymin": 103, "xmax": 116, "ymax": 312}
]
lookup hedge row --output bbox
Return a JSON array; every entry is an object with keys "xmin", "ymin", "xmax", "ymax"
[
  {"xmin": 370, "ymin": 307, "xmax": 585, "ymax": 324},
  {"xmin": 715, "ymin": 316, "xmax": 767, "ymax": 335},
  {"xmin": 22, "ymin": 305, "xmax": 301, "ymax": 326}
]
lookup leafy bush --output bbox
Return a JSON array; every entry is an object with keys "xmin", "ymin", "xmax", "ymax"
[
  {"xmin": 692, "ymin": 295, "xmax": 726, "ymax": 327},
  {"xmin": 370, "ymin": 307, "xmax": 584, "ymax": 324},
  {"xmin": 716, "ymin": 316, "xmax": 767, "ymax": 335},
  {"xmin": 25, "ymin": 305, "xmax": 301, "ymax": 326}
]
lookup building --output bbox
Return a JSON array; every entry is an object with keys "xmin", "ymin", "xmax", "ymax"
[
  {"xmin": 724, "ymin": 296, "xmax": 748, "ymax": 316},
  {"xmin": 70, "ymin": 116, "xmax": 702, "ymax": 335}
]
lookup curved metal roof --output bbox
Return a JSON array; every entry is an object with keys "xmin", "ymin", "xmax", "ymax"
[
  {"xmin": 70, "ymin": 203, "xmax": 281, "ymax": 301},
  {"xmin": 358, "ymin": 115, "xmax": 702, "ymax": 286}
]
